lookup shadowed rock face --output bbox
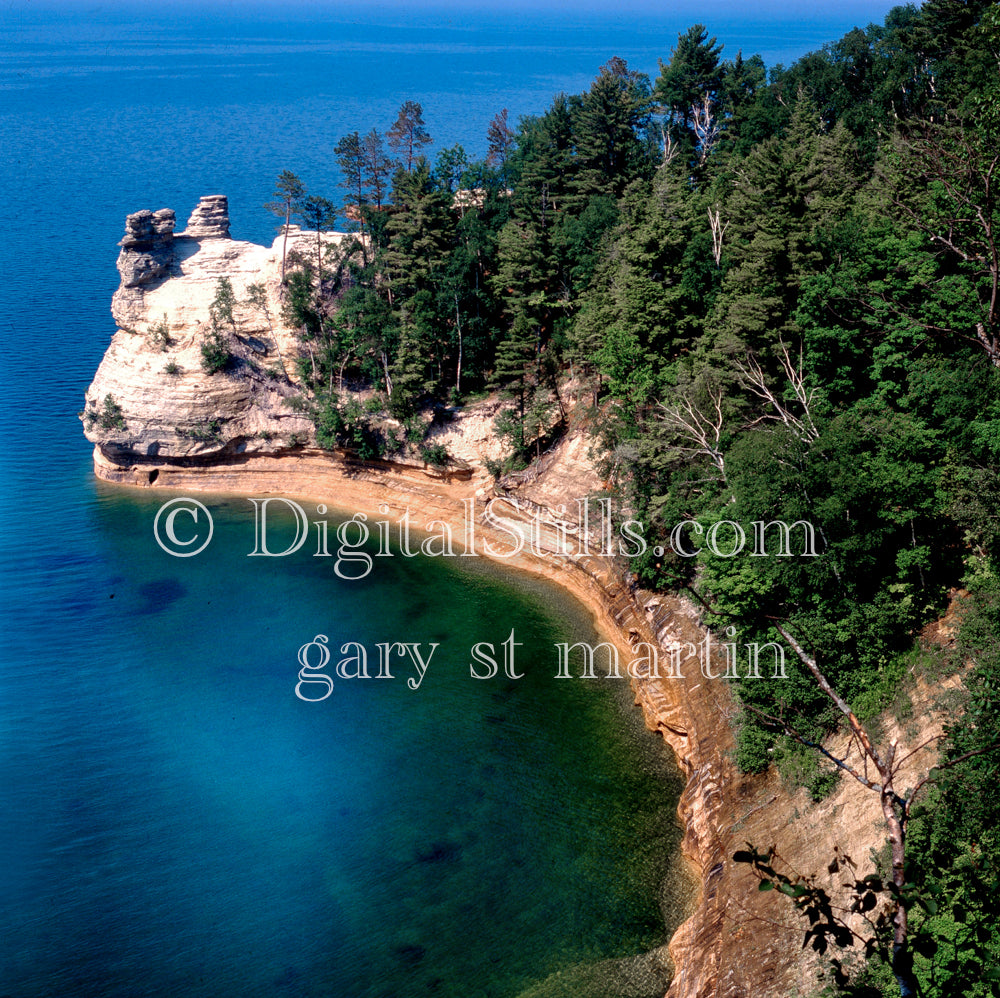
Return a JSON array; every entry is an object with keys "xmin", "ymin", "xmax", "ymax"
[
  {"xmin": 117, "ymin": 208, "xmax": 176, "ymax": 289},
  {"xmin": 181, "ymin": 194, "xmax": 230, "ymax": 239}
]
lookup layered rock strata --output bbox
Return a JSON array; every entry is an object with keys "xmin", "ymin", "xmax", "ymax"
[
  {"xmin": 181, "ymin": 194, "xmax": 231, "ymax": 239},
  {"xmin": 117, "ymin": 207, "xmax": 176, "ymax": 287}
]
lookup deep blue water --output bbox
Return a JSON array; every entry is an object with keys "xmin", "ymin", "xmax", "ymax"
[{"xmin": 1, "ymin": 2, "xmax": 897, "ymax": 995}]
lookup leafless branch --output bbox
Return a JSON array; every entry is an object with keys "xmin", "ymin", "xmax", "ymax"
[
  {"xmin": 737, "ymin": 342, "xmax": 820, "ymax": 443},
  {"xmin": 707, "ymin": 204, "xmax": 728, "ymax": 266},
  {"xmin": 692, "ymin": 93, "xmax": 720, "ymax": 165},
  {"xmin": 659, "ymin": 121, "xmax": 679, "ymax": 166},
  {"xmin": 659, "ymin": 383, "xmax": 727, "ymax": 480}
]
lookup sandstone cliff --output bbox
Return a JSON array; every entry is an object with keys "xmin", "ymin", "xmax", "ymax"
[
  {"xmin": 86, "ymin": 195, "xmax": 328, "ymax": 467},
  {"xmin": 83, "ymin": 199, "xmax": 953, "ymax": 998}
]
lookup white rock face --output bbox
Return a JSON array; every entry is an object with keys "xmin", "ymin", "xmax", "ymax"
[{"xmin": 84, "ymin": 197, "xmax": 348, "ymax": 463}]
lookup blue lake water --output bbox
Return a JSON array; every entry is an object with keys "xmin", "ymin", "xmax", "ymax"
[{"xmin": 0, "ymin": 2, "xmax": 896, "ymax": 994}]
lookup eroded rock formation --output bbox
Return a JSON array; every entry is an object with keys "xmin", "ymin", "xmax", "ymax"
[
  {"xmin": 87, "ymin": 196, "xmax": 330, "ymax": 465},
  {"xmin": 117, "ymin": 207, "xmax": 176, "ymax": 288},
  {"xmin": 181, "ymin": 194, "xmax": 231, "ymax": 239}
]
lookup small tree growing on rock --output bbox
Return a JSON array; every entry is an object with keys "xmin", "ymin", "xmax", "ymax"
[
  {"xmin": 201, "ymin": 277, "xmax": 236, "ymax": 374},
  {"xmin": 266, "ymin": 170, "xmax": 306, "ymax": 282},
  {"xmin": 735, "ymin": 623, "xmax": 1000, "ymax": 997},
  {"xmin": 210, "ymin": 277, "xmax": 237, "ymax": 332},
  {"xmin": 89, "ymin": 393, "xmax": 127, "ymax": 432}
]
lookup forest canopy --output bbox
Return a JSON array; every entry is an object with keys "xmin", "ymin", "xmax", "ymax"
[{"xmin": 269, "ymin": 6, "xmax": 1000, "ymax": 988}]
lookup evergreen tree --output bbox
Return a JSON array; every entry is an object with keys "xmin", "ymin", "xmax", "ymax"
[
  {"xmin": 383, "ymin": 159, "xmax": 454, "ymax": 295},
  {"xmin": 654, "ymin": 24, "xmax": 724, "ymax": 165},
  {"xmin": 300, "ymin": 195, "xmax": 338, "ymax": 296},
  {"xmin": 363, "ymin": 129, "xmax": 392, "ymax": 212},
  {"xmin": 433, "ymin": 144, "xmax": 469, "ymax": 193},
  {"xmin": 717, "ymin": 50, "xmax": 772, "ymax": 157},
  {"xmin": 387, "ymin": 100, "xmax": 432, "ymax": 171},
  {"xmin": 265, "ymin": 170, "xmax": 306, "ymax": 282},
  {"xmin": 572, "ymin": 168, "xmax": 704, "ymax": 410},
  {"xmin": 377, "ymin": 160, "xmax": 456, "ymax": 402},
  {"xmin": 491, "ymin": 220, "xmax": 551, "ymax": 448},
  {"xmin": 390, "ymin": 297, "xmax": 438, "ymax": 414},
  {"xmin": 486, "ymin": 107, "xmax": 515, "ymax": 175},
  {"xmin": 571, "ymin": 56, "xmax": 653, "ymax": 203},
  {"xmin": 509, "ymin": 95, "xmax": 575, "ymax": 232},
  {"xmin": 439, "ymin": 202, "xmax": 498, "ymax": 397},
  {"xmin": 710, "ymin": 94, "xmax": 858, "ymax": 359},
  {"xmin": 334, "ymin": 131, "xmax": 366, "ymax": 232}
]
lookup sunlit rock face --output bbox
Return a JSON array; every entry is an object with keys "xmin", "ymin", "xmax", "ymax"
[
  {"xmin": 86, "ymin": 196, "xmax": 315, "ymax": 464},
  {"xmin": 180, "ymin": 194, "xmax": 231, "ymax": 239}
]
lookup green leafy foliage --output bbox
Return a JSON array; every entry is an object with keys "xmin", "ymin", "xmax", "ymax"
[
  {"xmin": 200, "ymin": 327, "xmax": 231, "ymax": 374},
  {"xmin": 420, "ymin": 442, "xmax": 448, "ymax": 468}
]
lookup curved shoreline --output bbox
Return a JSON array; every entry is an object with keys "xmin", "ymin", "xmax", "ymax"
[{"xmin": 92, "ymin": 443, "xmax": 766, "ymax": 998}]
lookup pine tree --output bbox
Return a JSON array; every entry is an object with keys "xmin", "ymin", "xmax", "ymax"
[
  {"xmin": 710, "ymin": 94, "xmax": 858, "ymax": 358},
  {"xmin": 300, "ymin": 195, "xmax": 338, "ymax": 296},
  {"xmin": 717, "ymin": 50, "xmax": 772, "ymax": 157},
  {"xmin": 654, "ymin": 25, "xmax": 724, "ymax": 164},
  {"xmin": 490, "ymin": 220, "xmax": 554, "ymax": 449},
  {"xmin": 334, "ymin": 132, "xmax": 366, "ymax": 232},
  {"xmin": 510, "ymin": 96, "xmax": 575, "ymax": 232},
  {"xmin": 265, "ymin": 170, "xmax": 306, "ymax": 282},
  {"xmin": 382, "ymin": 159, "xmax": 454, "ymax": 296},
  {"xmin": 571, "ymin": 56, "xmax": 653, "ymax": 203},
  {"xmin": 571, "ymin": 168, "xmax": 704, "ymax": 409},
  {"xmin": 387, "ymin": 100, "xmax": 432, "ymax": 172},
  {"xmin": 486, "ymin": 108, "xmax": 515, "ymax": 175},
  {"xmin": 363, "ymin": 129, "xmax": 392, "ymax": 212},
  {"xmin": 375, "ymin": 160, "xmax": 457, "ymax": 397},
  {"xmin": 390, "ymin": 299, "xmax": 436, "ymax": 414},
  {"xmin": 433, "ymin": 144, "xmax": 469, "ymax": 194}
]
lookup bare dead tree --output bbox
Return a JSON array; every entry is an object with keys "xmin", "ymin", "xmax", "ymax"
[
  {"xmin": 707, "ymin": 204, "xmax": 728, "ymax": 266},
  {"xmin": 659, "ymin": 382, "xmax": 727, "ymax": 481},
  {"xmin": 692, "ymin": 93, "xmax": 721, "ymax": 165},
  {"xmin": 380, "ymin": 350, "xmax": 393, "ymax": 398},
  {"xmin": 658, "ymin": 121, "xmax": 679, "ymax": 167},
  {"xmin": 736, "ymin": 341, "xmax": 821, "ymax": 443}
]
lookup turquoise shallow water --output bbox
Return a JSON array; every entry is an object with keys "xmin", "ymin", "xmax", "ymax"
[
  {"xmin": 0, "ymin": 3, "xmax": 898, "ymax": 993},
  {"xmin": 1, "ymin": 486, "xmax": 686, "ymax": 997}
]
